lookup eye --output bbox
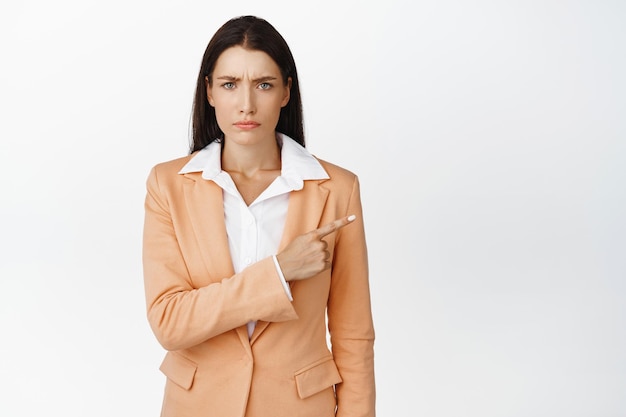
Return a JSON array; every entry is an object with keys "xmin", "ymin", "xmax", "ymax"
[
  {"xmin": 222, "ymin": 82, "xmax": 235, "ymax": 89},
  {"xmin": 258, "ymin": 82, "xmax": 272, "ymax": 90}
]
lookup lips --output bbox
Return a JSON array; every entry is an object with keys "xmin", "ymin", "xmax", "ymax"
[{"xmin": 234, "ymin": 121, "xmax": 260, "ymax": 129}]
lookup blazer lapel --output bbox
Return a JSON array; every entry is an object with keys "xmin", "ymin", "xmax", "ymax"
[
  {"xmin": 278, "ymin": 180, "xmax": 330, "ymax": 252},
  {"xmin": 182, "ymin": 173, "xmax": 234, "ymax": 278},
  {"xmin": 250, "ymin": 179, "xmax": 329, "ymax": 344},
  {"xmin": 182, "ymin": 173, "xmax": 251, "ymax": 349}
]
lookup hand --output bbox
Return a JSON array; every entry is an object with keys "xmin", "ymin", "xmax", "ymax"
[{"xmin": 276, "ymin": 215, "xmax": 356, "ymax": 282}]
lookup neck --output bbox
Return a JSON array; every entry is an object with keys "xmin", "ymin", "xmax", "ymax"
[{"xmin": 221, "ymin": 135, "xmax": 281, "ymax": 177}]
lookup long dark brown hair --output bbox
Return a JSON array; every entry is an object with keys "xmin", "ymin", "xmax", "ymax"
[{"xmin": 190, "ymin": 16, "xmax": 305, "ymax": 153}]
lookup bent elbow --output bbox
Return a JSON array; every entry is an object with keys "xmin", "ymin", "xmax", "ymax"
[{"xmin": 147, "ymin": 307, "xmax": 190, "ymax": 351}]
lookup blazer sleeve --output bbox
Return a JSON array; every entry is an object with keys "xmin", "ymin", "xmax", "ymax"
[
  {"xmin": 142, "ymin": 166, "xmax": 298, "ymax": 351},
  {"xmin": 327, "ymin": 175, "xmax": 376, "ymax": 417}
]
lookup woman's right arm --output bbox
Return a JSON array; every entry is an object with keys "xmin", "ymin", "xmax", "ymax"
[{"xmin": 142, "ymin": 166, "xmax": 297, "ymax": 351}]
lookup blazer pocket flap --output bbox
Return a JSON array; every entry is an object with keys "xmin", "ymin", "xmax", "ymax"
[
  {"xmin": 294, "ymin": 357, "xmax": 343, "ymax": 399},
  {"xmin": 159, "ymin": 352, "xmax": 197, "ymax": 390}
]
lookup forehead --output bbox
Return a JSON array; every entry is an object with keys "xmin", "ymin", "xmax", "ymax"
[{"xmin": 213, "ymin": 46, "xmax": 281, "ymax": 77}]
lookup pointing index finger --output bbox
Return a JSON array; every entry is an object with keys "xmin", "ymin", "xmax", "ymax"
[{"xmin": 313, "ymin": 215, "xmax": 356, "ymax": 239}]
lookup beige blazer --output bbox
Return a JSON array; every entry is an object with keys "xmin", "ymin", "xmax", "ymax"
[{"xmin": 143, "ymin": 153, "xmax": 375, "ymax": 417}]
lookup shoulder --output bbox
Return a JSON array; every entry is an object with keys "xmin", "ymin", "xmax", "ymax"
[
  {"xmin": 150, "ymin": 154, "xmax": 195, "ymax": 176},
  {"xmin": 313, "ymin": 157, "xmax": 364, "ymax": 212},
  {"xmin": 316, "ymin": 157, "xmax": 359, "ymax": 185},
  {"xmin": 145, "ymin": 154, "xmax": 196, "ymax": 192}
]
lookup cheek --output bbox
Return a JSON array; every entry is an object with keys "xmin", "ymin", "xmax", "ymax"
[{"xmin": 268, "ymin": 97, "xmax": 285, "ymax": 118}]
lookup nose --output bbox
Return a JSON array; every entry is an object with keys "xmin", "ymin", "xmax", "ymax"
[{"xmin": 239, "ymin": 86, "xmax": 256, "ymax": 115}]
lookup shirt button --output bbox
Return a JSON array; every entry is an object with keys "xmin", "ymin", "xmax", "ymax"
[{"xmin": 244, "ymin": 257, "xmax": 252, "ymax": 265}]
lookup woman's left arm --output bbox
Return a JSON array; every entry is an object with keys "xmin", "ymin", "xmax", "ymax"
[{"xmin": 327, "ymin": 175, "xmax": 376, "ymax": 417}]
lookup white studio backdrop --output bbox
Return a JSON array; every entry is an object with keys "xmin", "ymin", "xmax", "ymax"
[{"xmin": 1, "ymin": 1, "xmax": 624, "ymax": 416}]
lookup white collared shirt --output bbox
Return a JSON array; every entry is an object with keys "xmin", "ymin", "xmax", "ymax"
[{"xmin": 178, "ymin": 133, "xmax": 329, "ymax": 338}]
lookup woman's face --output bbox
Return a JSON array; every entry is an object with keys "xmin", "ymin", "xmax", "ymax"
[{"xmin": 207, "ymin": 46, "xmax": 291, "ymax": 147}]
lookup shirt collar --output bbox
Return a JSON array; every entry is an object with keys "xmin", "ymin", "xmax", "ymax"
[{"xmin": 178, "ymin": 133, "xmax": 329, "ymax": 191}]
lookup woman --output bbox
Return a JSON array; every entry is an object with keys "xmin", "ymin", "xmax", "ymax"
[{"xmin": 142, "ymin": 15, "xmax": 375, "ymax": 417}]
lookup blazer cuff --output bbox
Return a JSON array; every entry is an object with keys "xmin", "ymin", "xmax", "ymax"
[{"xmin": 272, "ymin": 255, "xmax": 293, "ymax": 301}]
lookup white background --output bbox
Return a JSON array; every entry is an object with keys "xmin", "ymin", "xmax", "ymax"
[{"xmin": 1, "ymin": 1, "xmax": 625, "ymax": 416}]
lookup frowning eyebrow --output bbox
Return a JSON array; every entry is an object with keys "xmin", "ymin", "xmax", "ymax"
[{"xmin": 215, "ymin": 75, "xmax": 279, "ymax": 83}]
